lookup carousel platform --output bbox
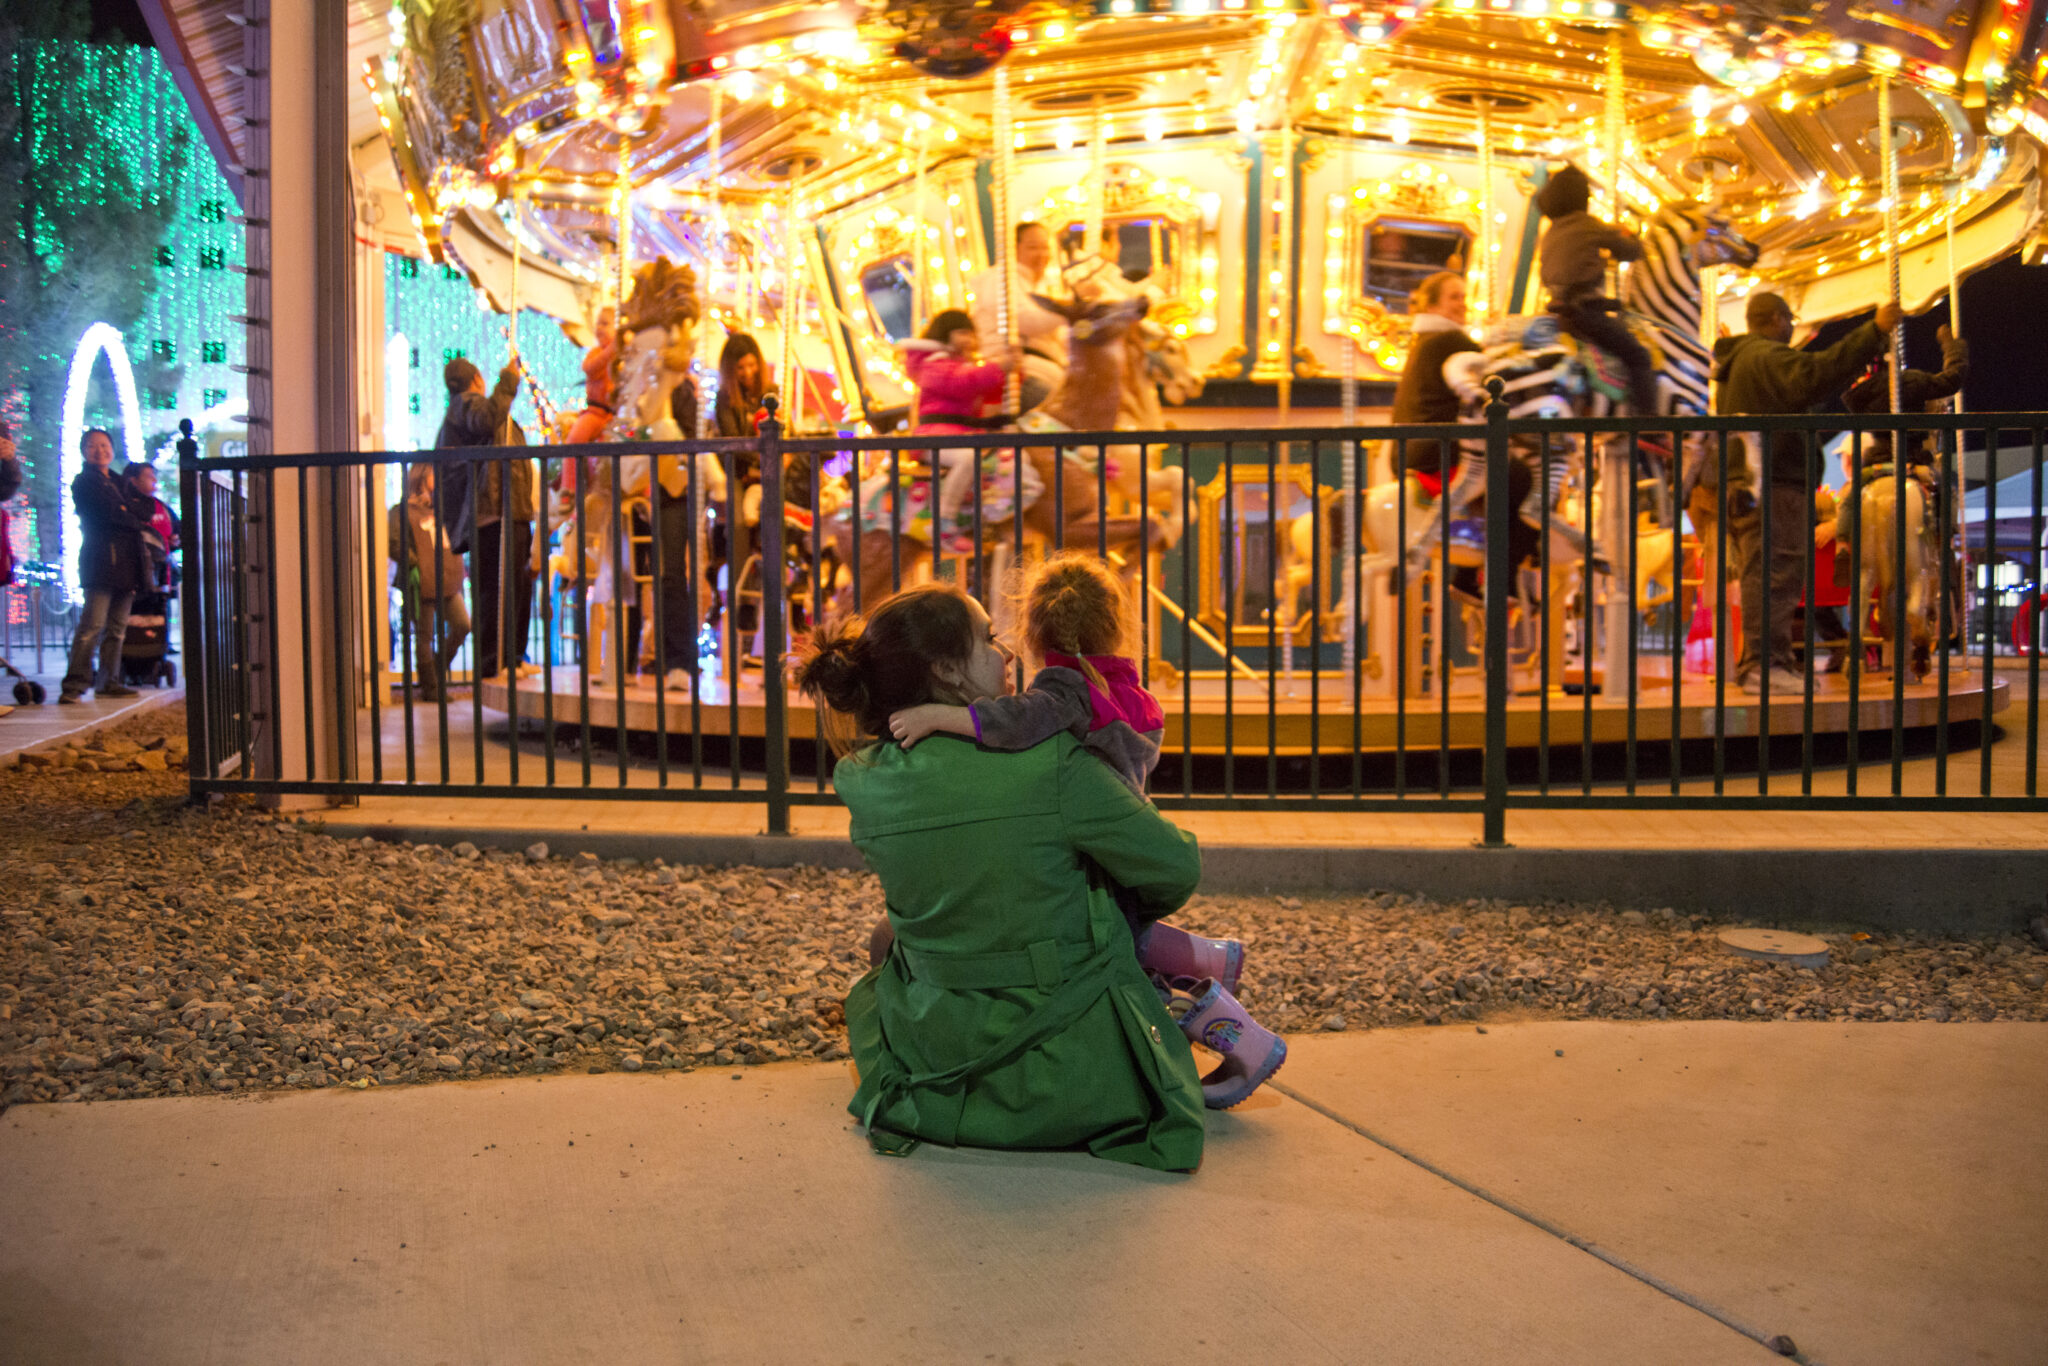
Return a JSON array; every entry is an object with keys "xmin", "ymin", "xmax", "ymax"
[{"xmin": 477, "ymin": 662, "xmax": 2010, "ymax": 755}]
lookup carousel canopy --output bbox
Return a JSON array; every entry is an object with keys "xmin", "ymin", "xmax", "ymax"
[{"xmin": 145, "ymin": 0, "xmax": 2048, "ymax": 401}]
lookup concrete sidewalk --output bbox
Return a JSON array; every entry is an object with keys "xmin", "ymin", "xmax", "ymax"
[
  {"xmin": 0, "ymin": 678, "xmax": 182, "ymax": 765},
  {"xmin": 3, "ymin": 1023, "xmax": 2042, "ymax": 1365}
]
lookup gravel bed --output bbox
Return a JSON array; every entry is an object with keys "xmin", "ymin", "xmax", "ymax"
[{"xmin": 3, "ymin": 704, "xmax": 2045, "ymax": 1108}]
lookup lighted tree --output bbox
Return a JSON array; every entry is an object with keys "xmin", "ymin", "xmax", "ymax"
[{"xmin": 0, "ymin": 1, "xmax": 188, "ymax": 564}]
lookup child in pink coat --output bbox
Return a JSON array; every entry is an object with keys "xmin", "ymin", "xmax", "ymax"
[{"xmin": 901, "ymin": 309, "xmax": 1007, "ymax": 552}]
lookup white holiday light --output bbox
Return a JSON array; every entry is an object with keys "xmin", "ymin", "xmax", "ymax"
[
  {"xmin": 60, "ymin": 323, "xmax": 145, "ymax": 602},
  {"xmin": 385, "ymin": 332, "xmax": 414, "ymax": 456}
]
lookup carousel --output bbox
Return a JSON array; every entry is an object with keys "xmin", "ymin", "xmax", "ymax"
[{"xmin": 357, "ymin": 0, "xmax": 2043, "ymax": 757}]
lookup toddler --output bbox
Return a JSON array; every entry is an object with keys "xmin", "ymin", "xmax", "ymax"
[
  {"xmin": 901, "ymin": 309, "xmax": 1006, "ymax": 553},
  {"xmin": 1535, "ymin": 163, "xmax": 1660, "ymax": 417},
  {"xmin": 889, "ymin": 552, "xmax": 1286, "ymax": 1108}
]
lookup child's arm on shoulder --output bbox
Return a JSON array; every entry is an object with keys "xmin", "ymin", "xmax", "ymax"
[
  {"xmin": 969, "ymin": 667, "xmax": 1092, "ymax": 751},
  {"xmin": 888, "ymin": 703, "xmax": 975, "ymax": 749}
]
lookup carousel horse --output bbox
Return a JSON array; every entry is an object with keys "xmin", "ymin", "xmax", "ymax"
[
  {"xmin": 1362, "ymin": 206, "xmax": 1759, "ymax": 601},
  {"xmin": 579, "ymin": 258, "xmax": 716, "ymax": 674},
  {"xmin": 829, "ymin": 288, "xmax": 1174, "ymax": 615},
  {"xmin": 1830, "ymin": 469, "xmax": 1939, "ymax": 679}
]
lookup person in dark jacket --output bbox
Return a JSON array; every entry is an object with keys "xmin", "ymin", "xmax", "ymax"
[
  {"xmin": 0, "ymin": 428, "xmax": 22, "ymax": 596},
  {"xmin": 435, "ymin": 356, "xmax": 535, "ymax": 680},
  {"xmin": 1842, "ymin": 324, "xmax": 1968, "ymax": 468},
  {"xmin": 60, "ymin": 428, "xmax": 151, "ymax": 702},
  {"xmin": 1389, "ymin": 271, "xmax": 1537, "ymax": 586},
  {"xmin": 1536, "ymin": 164, "xmax": 1659, "ymax": 417},
  {"xmin": 388, "ymin": 464, "xmax": 470, "ymax": 699},
  {"xmin": 1711, "ymin": 289, "xmax": 1900, "ymax": 692}
]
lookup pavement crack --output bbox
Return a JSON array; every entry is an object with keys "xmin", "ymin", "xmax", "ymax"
[{"xmin": 1271, "ymin": 1079, "xmax": 1822, "ymax": 1366}]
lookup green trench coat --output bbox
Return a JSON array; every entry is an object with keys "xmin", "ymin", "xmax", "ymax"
[{"xmin": 836, "ymin": 732, "xmax": 1207, "ymax": 1171}]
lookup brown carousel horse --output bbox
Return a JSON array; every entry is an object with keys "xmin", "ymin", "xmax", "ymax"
[{"xmin": 828, "ymin": 290, "xmax": 1180, "ymax": 615}]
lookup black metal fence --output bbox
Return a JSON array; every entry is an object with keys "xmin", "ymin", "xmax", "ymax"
[{"xmin": 179, "ymin": 392, "xmax": 2048, "ymax": 840}]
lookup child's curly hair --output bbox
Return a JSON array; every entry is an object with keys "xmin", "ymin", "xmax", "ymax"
[{"xmin": 1019, "ymin": 552, "xmax": 1132, "ymax": 687}]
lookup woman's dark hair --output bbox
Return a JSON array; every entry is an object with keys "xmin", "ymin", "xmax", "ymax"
[
  {"xmin": 794, "ymin": 583, "xmax": 978, "ymax": 756},
  {"xmin": 718, "ymin": 333, "xmax": 766, "ymax": 401},
  {"xmin": 921, "ymin": 309, "xmax": 975, "ymax": 343}
]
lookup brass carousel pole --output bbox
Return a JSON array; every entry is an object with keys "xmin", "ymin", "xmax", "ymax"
[
  {"xmin": 1880, "ymin": 73, "xmax": 1903, "ymax": 413},
  {"xmin": 993, "ymin": 65, "xmax": 1020, "ymax": 416},
  {"xmin": 1603, "ymin": 28, "xmax": 1626, "ymax": 284},
  {"xmin": 616, "ymin": 142, "xmax": 631, "ymax": 321},
  {"xmin": 1601, "ymin": 30, "xmax": 1630, "ymax": 696},
  {"xmin": 1341, "ymin": 134, "xmax": 1359, "ymax": 687},
  {"xmin": 1947, "ymin": 176, "xmax": 1968, "ymax": 633},
  {"xmin": 699, "ymin": 86, "xmax": 723, "ymax": 440},
  {"xmin": 781, "ymin": 182, "xmax": 802, "ymax": 433},
  {"xmin": 507, "ymin": 186, "xmax": 522, "ymax": 367},
  {"xmin": 1087, "ymin": 95, "xmax": 1107, "ymax": 269},
  {"xmin": 912, "ymin": 126, "xmax": 929, "ymax": 336},
  {"xmin": 1476, "ymin": 98, "xmax": 1496, "ymax": 324}
]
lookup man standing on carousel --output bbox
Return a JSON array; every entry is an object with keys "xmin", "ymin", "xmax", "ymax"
[
  {"xmin": 1711, "ymin": 290, "xmax": 1902, "ymax": 694},
  {"xmin": 435, "ymin": 355, "xmax": 537, "ymax": 684},
  {"xmin": 967, "ymin": 220, "xmax": 1068, "ymax": 412}
]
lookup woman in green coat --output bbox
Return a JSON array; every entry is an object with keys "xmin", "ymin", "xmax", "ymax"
[{"xmin": 797, "ymin": 583, "xmax": 1208, "ymax": 1171}]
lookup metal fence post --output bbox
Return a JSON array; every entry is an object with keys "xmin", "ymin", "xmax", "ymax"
[
  {"xmin": 1480, "ymin": 379, "xmax": 1511, "ymax": 846},
  {"xmin": 758, "ymin": 400, "xmax": 791, "ymax": 836},
  {"xmin": 176, "ymin": 420, "xmax": 208, "ymax": 793}
]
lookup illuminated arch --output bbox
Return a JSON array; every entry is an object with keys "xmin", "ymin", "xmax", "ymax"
[{"xmin": 60, "ymin": 323, "xmax": 146, "ymax": 599}]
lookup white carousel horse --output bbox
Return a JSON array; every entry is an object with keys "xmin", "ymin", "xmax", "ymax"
[
  {"xmin": 1831, "ymin": 468, "xmax": 1939, "ymax": 678},
  {"xmin": 578, "ymin": 259, "xmax": 718, "ymax": 677}
]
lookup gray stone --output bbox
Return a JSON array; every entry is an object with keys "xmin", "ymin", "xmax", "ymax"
[
  {"xmin": 525, "ymin": 842, "xmax": 549, "ymax": 863},
  {"xmin": 452, "ymin": 842, "xmax": 479, "ymax": 860}
]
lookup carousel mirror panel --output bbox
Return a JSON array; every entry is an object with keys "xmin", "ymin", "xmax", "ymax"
[
  {"xmin": 1321, "ymin": 167, "xmax": 1483, "ymax": 378},
  {"xmin": 1196, "ymin": 461, "xmax": 1342, "ymax": 649},
  {"xmin": 824, "ymin": 172, "xmax": 986, "ymax": 422},
  {"xmin": 857, "ymin": 255, "xmax": 918, "ymax": 344},
  {"xmin": 1035, "ymin": 162, "xmax": 1221, "ymax": 339}
]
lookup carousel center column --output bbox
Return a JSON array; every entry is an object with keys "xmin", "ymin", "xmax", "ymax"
[{"xmin": 241, "ymin": 0, "xmax": 359, "ymax": 804}]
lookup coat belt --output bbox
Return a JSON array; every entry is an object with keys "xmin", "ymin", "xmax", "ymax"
[{"xmin": 896, "ymin": 937, "xmax": 1094, "ymax": 992}]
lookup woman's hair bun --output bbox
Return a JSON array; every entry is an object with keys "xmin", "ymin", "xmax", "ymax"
[{"xmin": 794, "ymin": 621, "xmax": 870, "ymax": 719}]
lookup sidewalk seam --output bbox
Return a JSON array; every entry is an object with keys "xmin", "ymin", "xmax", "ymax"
[{"xmin": 1271, "ymin": 1080, "xmax": 1819, "ymax": 1366}]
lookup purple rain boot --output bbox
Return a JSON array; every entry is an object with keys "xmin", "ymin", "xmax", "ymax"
[
  {"xmin": 1135, "ymin": 921, "xmax": 1244, "ymax": 995},
  {"xmin": 1157, "ymin": 976, "xmax": 1287, "ymax": 1110}
]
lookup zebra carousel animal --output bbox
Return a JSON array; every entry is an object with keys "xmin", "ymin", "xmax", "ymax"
[{"xmin": 1353, "ymin": 204, "xmax": 1757, "ymax": 692}]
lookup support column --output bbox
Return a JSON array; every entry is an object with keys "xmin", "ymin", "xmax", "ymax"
[{"xmin": 244, "ymin": 0, "xmax": 357, "ymax": 801}]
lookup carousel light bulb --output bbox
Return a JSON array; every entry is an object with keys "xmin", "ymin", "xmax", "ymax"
[
  {"xmin": 1390, "ymin": 113, "xmax": 1410, "ymax": 144},
  {"xmin": 1730, "ymin": 104, "xmax": 1750, "ymax": 126},
  {"xmin": 770, "ymin": 85, "xmax": 787, "ymax": 107},
  {"xmin": 729, "ymin": 71, "xmax": 755, "ymax": 100},
  {"xmin": 1045, "ymin": 21, "xmax": 1066, "ymax": 38},
  {"xmin": 1235, "ymin": 101, "xmax": 1257, "ymax": 133}
]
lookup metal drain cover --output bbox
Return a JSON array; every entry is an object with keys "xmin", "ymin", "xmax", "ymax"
[{"xmin": 1717, "ymin": 928, "xmax": 1830, "ymax": 969}]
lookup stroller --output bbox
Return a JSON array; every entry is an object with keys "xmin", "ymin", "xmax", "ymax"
[
  {"xmin": 121, "ymin": 500, "xmax": 180, "ymax": 688},
  {"xmin": 119, "ymin": 586, "xmax": 177, "ymax": 688},
  {"xmin": 0, "ymin": 422, "xmax": 42, "ymax": 706}
]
